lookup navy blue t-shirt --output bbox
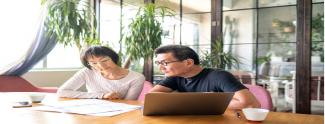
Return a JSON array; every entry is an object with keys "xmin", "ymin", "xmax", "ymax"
[{"xmin": 158, "ymin": 68, "xmax": 247, "ymax": 92}]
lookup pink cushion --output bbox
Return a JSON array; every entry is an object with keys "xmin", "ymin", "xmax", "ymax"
[
  {"xmin": 138, "ymin": 81, "xmax": 153, "ymax": 101},
  {"xmin": 244, "ymin": 84, "xmax": 273, "ymax": 110},
  {"xmin": 0, "ymin": 75, "xmax": 57, "ymax": 93}
]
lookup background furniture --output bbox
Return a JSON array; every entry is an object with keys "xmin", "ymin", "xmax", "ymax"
[
  {"xmin": 137, "ymin": 81, "xmax": 153, "ymax": 101},
  {"xmin": 284, "ymin": 75, "xmax": 324, "ymax": 114},
  {"xmin": 231, "ymin": 71, "xmax": 256, "ymax": 85},
  {"xmin": 0, "ymin": 75, "xmax": 57, "ymax": 93}
]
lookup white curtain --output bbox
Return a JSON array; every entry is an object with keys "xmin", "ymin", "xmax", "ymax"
[{"xmin": 0, "ymin": 1, "xmax": 57, "ymax": 75}]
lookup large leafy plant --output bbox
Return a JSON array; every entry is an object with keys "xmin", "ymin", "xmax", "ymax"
[
  {"xmin": 200, "ymin": 38, "xmax": 240, "ymax": 69},
  {"xmin": 123, "ymin": 3, "xmax": 173, "ymax": 68},
  {"xmin": 43, "ymin": 0, "xmax": 100, "ymax": 51}
]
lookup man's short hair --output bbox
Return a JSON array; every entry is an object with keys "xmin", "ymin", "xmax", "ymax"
[
  {"xmin": 155, "ymin": 45, "xmax": 200, "ymax": 65},
  {"xmin": 80, "ymin": 46, "xmax": 119, "ymax": 69}
]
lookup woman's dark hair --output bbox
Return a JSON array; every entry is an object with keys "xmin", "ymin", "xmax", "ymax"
[
  {"xmin": 154, "ymin": 45, "xmax": 200, "ymax": 65},
  {"xmin": 80, "ymin": 46, "xmax": 119, "ymax": 69}
]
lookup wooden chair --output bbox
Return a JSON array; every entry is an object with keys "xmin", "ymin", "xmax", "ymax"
[
  {"xmin": 231, "ymin": 71, "xmax": 256, "ymax": 85},
  {"xmin": 137, "ymin": 81, "xmax": 153, "ymax": 101},
  {"xmin": 284, "ymin": 75, "xmax": 324, "ymax": 113},
  {"xmin": 0, "ymin": 75, "xmax": 57, "ymax": 93},
  {"xmin": 311, "ymin": 76, "xmax": 324, "ymax": 101}
]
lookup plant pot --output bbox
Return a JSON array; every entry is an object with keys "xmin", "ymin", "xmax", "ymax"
[
  {"xmin": 283, "ymin": 27, "xmax": 294, "ymax": 33},
  {"xmin": 272, "ymin": 22, "xmax": 279, "ymax": 28}
]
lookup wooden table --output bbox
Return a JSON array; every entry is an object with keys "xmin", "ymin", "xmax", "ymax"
[{"xmin": 0, "ymin": 93, "xmax": 323, "ymax": 124}]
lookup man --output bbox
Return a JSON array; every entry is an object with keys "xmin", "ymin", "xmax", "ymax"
[{"xmin": 149, "ymin": 45, "xmax": 260, "ymax": 110}]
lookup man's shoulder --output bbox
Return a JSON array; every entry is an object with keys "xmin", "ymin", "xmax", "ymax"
[
  {"xmin": 204, "ymin": 68, "xmax": 232, "ymax": 76},
  {"xmin": 165, "ymin": 76, "xmax": 184, "ymax": 80}
]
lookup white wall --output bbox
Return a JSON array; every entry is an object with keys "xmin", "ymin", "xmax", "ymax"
[
  {"xmin": 223, "ymin": 10, "xmax": 255, "ymax": 71},
  {"xmin": 22, "ymin": 70, "xmax": 78, "ymax": 87},
  {"xmin": 199, "ymin": 13, "xmax": 211, "ymax": 52}
]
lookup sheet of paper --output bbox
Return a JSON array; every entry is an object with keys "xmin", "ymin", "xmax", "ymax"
[{"xmin": 32, "ymin": 99, "xmax": 141, "ymax": 116}]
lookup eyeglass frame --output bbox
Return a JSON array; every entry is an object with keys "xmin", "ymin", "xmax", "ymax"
[
  {"xmin": 154, "ymin": 60, "xmax": 182, "ymax": 66},
  {"xmin": 87, "ymin": 57, "xmax": 111, "ymax": 67}
]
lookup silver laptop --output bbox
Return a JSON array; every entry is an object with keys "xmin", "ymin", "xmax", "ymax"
[{"xmin": 143, "ymin": 92, "xmax": 234, "ymax": 116}]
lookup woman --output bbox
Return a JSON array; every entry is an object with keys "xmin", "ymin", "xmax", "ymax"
[{"xmin": 57, "ymin": 46, "xmax": 145, "ymax": 100}]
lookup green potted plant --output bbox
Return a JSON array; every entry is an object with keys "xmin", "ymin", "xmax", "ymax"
[
  {"xmin": 42, "ymin": 0, "xmax": 101, "ymax": 51},
  {"xmin": 271, "ymin": 19, "xmax": 281, "ymax": 28},
  {"xmin": 272, "ymin": 19, "xmax": 295, "ymax": 33},
  {"xmin": 312, "ymin": 14, "xmax": 324, "ymax": 41},
  {"xmin": 311, "ymin": 14, "xmax": 324, "ymax": 62},
  {"xmin": 200, "ymin": 38, "xmax": 240, "ymax": 69},
  {"xmin": 281, "ymin": 22, "xmax": 295, "ymax": 33},
  {"xmin": 257, "ymin": 53, "xmax": 272, "ymax": 65},
  {"xmin": 122, "ymin": 3, "xmax": 173, "ymax": 68}
]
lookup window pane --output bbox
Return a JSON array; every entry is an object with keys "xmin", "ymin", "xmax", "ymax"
[
  {"xmin": 258, "ymin": 6, "xmax": 296, "ymax": 44},
  {"xmin": 100, "ymin": 0, "xmax": 121, "ymax": 52},
  {"xmin": 124, "ymin": 0, "xmax": 144, "ymax": 6},
  {"xmin": 129, "ymin": 59, "xmax": 144, "ymax": 74},
  {"xmin": 311, "ymin": 3, "xmax": 324, "ymax": 112},
  {"xmin": 182, "ymin": 13, "xmax": 211, "ymax": 53},
  {"xmin": 156, "ymin": 0, "xmax": 181, "ymax": 45},
  {"xmin": 257, "ymin": 43, "xmax": 296, "ymax": 78},
  {"xmin": 313, "ymin": 0, "xmax": 324, "ymax": 3},
  {"xmin": 223, "ymin": 10, "xmax": 256, "ymax": 44},
  {"xmin": 224, "ymin": 44, "xmax": 255, "ymax": 72},
  {"xmin": 183, "ymin": 0, "xmax": 210, "ymax": 13},
  {"xmin": 257, "ymin": 43, "xmax": 296, "ymax": 112},
  {"xmin": 119, "ymin": 1, "xmax": 143, "ymax": 57},
  {"xmin": 161, "ymin": 16, "xmax": 181, "ymax": 45},
  {"xmin": 156, "ymin": 0, "xmax": 180, "ymax": 14},
  {"xmin": 121, "ymin": 1, "xmax": 145, "ymax": 74},
  {"xmin": 32, "ymin": 60, "xmax": 44, "ymax": 69},
  {"xmin": 223, "ymin": 0, "xmax": 256, "ymax": 10},
  {"xmin": 46, "ymin": 45, "xmax": 82, "ymax": 69},
  {"xmin": 312, "ymin": 4, "xmax": 324, "ymax": 64},
  {"xmin": 259, "ymin": 0, "xmax": 296, "ymax": 7},
  {"xmin": 311, "ymin": 1, "xmax": 324, "ymax": 107}
]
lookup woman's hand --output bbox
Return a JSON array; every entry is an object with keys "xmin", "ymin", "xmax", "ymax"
[{"xmin": 102, "ymin": 92, "xmax": 121, "ymax": 100}]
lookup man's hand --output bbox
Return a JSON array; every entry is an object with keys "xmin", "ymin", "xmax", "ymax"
[
  {"xmin": 228, "ymin": 89, "xmax": 261, "ymax": 110},
  {"xmin": 102, "ymin": 92, "xmax": 121, "ymax": 100},
  {"xmin": 149, "ymin": 85, "xmax": 173, "ymax": 92}
]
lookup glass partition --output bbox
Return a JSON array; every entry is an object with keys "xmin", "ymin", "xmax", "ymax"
[
  {"xmin": 183, "ymin": 0, "xmax": 210, "ymax": 13},
  {"xmin": 153, "ymin": 0, "xmax": 211, "ymax": 83},
  {"xmin": 223, "ymin": 10, "xmax": 256, "ymax": 44},
  {"xmin": 310, "ymin": 2, "xmax": 324, "ymax": 114},
  {"xmin": 100, "ymin": 0, "xmax": 121, "ymax": 52},
  {"xmin": 222, "ymin": 0, "xmax": 302, "ymax": 112},
  {"xmin": 223, "ymin": 0, "xmax": 256, "ymax": 10},
  {"xmin": 259, "ymin": 0, "xmax": 296, "ymax": 8}
]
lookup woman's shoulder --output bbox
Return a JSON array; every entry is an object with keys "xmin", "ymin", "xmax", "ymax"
[
  {"xmin": 75, "ymin": 67, "xmax": 97, "ymax": 76},
  {"xmin": 128, "ymin": 70, "xmax": 145, "ymax": 77},
  {"xmin": 128, "ymin": 70, "xmax": 145, "ymax": 79}
]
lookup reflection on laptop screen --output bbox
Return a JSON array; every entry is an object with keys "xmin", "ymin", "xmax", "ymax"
[{"xmin": 143, "ymin": 92, "xmax": 234, "ymax": 116}]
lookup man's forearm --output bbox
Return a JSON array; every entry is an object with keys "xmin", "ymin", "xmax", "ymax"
[
  {"xmin": 228, "ymin": 98, "xmax": 245, "ymax": 110},
  {"xmin": 227, "ymin": 98, "xmax": 260, "ymax": 110}
]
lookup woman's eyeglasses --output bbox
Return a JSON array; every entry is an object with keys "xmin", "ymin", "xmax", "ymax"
[{"xmin": 88, "ymin": 58, "xmax": 111, "ymax": 66}]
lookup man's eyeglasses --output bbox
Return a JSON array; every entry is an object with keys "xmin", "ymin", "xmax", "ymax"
[
  {"xmin": 88, "ymin": 58, "xmax": 111, "ymax": 66},
  {"xmin": 154, "ymin": 60, "xmax": 181, "ymax": 66}
]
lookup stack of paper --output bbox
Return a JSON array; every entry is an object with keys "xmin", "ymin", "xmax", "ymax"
[{"xmin": 32, "ymin": 99, "xmax": 141, "ymax": 116}]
